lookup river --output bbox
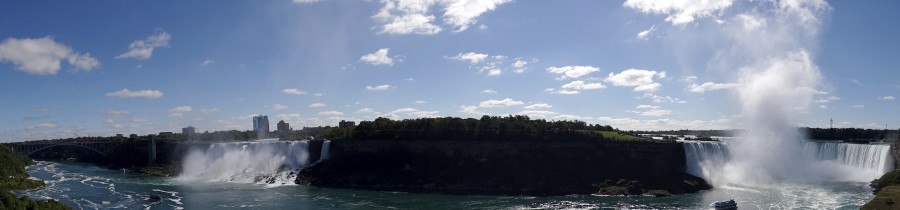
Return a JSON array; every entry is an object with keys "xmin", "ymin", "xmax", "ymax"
[{"xmin": 18, "ymin": 160, "xmax": 874, "ymax": 209}]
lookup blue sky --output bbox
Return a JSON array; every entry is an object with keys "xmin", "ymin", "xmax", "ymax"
[{"xmin": 1, "ymin": 0, "xmax": 898, "ymax": 142}]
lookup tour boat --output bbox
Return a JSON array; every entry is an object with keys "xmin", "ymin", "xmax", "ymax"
[{"xmin": 714, "ymin": 199, "xmax": 737, "ymax": 210}]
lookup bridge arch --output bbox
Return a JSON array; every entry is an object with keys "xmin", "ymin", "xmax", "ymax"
[{"xmin": 26, "ymin": 144, "xmax": 107, "ymax": 157}]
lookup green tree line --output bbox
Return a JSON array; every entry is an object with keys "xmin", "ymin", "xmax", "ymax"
[
  {"xmin": 324, "ymin": 115, "xmax": 629, "ymax": 142},
  {"xmin": 0, "ymin": 145, "xmax": 70, "ymax": 210}
]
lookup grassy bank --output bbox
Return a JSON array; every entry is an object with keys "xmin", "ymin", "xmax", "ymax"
[{"xmin": 0, "ymin": 145, "xmax": 70, "ymax": 210}]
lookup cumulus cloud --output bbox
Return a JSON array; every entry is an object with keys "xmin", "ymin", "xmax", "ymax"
[
  {"xmin": 636, "ymin": 25, "xmax": 656, "ymax": 40},
  {"xmin": 645, "ymin": 93, "xmax": 688, "ymax": 104},
  {"xmin": 517, "ymin": 110, "xmax": 556, "ymax": 118},
  {"xmin": 689, "ymin": 82, "xmax": 739, "ymax": 93},
  {"xmin": 481, "ymin": 89, "xmax": 497, "ymax": 94},
  {"xmin": 623, "ymin": 0, "xmax": 734, "ymax": 25},
  {"xmin": 319, "ymin": 111, "xmax": 345, "ymax": 117},
  {"xmin": 442, "ymin": 0, "xmax": 511, "ymax": 32},
  {"xmin": 384, "ymin": 107, "xmax": 440, "ymax": 119},
  {"xmin": 524, "ymin": 103, "xmax": 552, "ymax": 110},
  {"xmin": 598, "ymin": 116, "xmax": 732, "ymax": 131},
  {"xmin": 414, "ymin": 100, "xmax": 427, "ymax": 104},
  {"xmin": 167, "ymin": 106, "xmax": 192, "ymax": 117},
  {"xmin": 200, "ymin": 108, "xmax": 219, "ymax": 114},
  {"xmin": 546, "ymin": 66, "xmax": 600, "ymax": 80},
  {"xmin": 292, "ymin": 0, "xmax": 321, "ymax": 4},
  {"xmin": 282, "ymin": 88, "xmax": 308, "ymax": 95},
  {"xmin": 458, "ymin": 105, "xmax": 487, "ymax": 115},
  {"xmin": 630, "ymin": 104, "xmax": 673, "ymax": 117},
  {"xmin": 479, "ymin": 98, "xmax": 523, "ymax": 108},
  {"xmin": 0, "ymin": 36, "xmax": 100, "ymax": 75},
  {"xmin": 554, "ymin": 114, "xmax": 593, "ymax": 121},
  {"xmin": 545, "ymin": 88, "xmax": 580, "ymax": 95},
  {"xmin": 561, "ymin": 80, "xmax": 606, "ymax": 90},
  {"xmin": 880, "ymin": 96, "xmax": 895, "ymax": 100},
  {"xmin": 511, "ymin": 59, "xmax": 529, "ymax": 73},
  {"xmin": 106, "ymin": 88, "xmax": 163, "ymax": 99},
  {"xmin": 360, "ymin": 48, "xmax": 396, "ymax": 66},
  {"xmin": 850, "ymin": 105, "xmax": 864, "ymax": 108},
  {"xmin": 273, "ymin": 104, "xmax": 289, "ymax": 110},
  {"xmin": 605, "ymin": 69, "xmax": 666, "ymax": 92},
  {"xmin": 357, "ymin": 107, "xmax": 375, "ymax": 113},
  {"xmin": 449, "ymin": 52, "xmax": 489, "ymax": 64},
  {"xmin": 309, "ymin": 103, "xmax": 326, "ymax": 108},
  {"xmin": 116, "ymin": 31, "xmax": 171, "ymax": 60},
  {"xmin": 373, "ymin": 0, "xmax": 511, "ymax": 35},
  {"xmin": 366, "ymin": 84, "xmax": 393, "ymax": 91}
]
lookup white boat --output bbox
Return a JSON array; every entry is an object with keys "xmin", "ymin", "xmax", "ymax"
[{"xmin": 714, "ymin": 199, "xmax": 737, "ymax": 210}]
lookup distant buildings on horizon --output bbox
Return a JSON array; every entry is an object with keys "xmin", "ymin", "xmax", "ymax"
[{"xmin": 253, "ymin": 115, "xmax": 270, "ymax": 139}]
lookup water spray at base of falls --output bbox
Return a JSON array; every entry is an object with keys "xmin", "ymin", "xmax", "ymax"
[
  {"xmin": 177, "ymin": 140, "xmax": 331, "ymax": 185},
  {"xmin": 684, "ymin": 140, "xmax": 894, "ymax": 187}
]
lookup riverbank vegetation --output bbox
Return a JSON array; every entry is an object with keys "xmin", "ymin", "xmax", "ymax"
[
  {"xmin": 0, "ymin": 145, "xmax": 70, "ymax": 210},
  {"xmin": 324, "ymin": 115, "xmax": 651, "ymax": 142}
]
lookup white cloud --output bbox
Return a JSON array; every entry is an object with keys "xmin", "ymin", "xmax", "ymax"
[
  {"xmin": 366, "ymin": 84, "xmax": 393, "ymax": 91},
  {"xmin": 517, "ymin": 110, "xmax": 556, "ymax": 118},
  {"xmin": 273, "ymin": 104, "xmax": 289, "ymax": 110},
  {"xmin": 357, "ymin": 107, "xmax": 375, "ymax": 113},
  {"xmin": 314, "ymin": 93, "xmax": 325, "ymax": 96},
  {"xmin": 597, "ymin": 116, "xmax": 732, "ymax": 130},
  {"xmin": 200, "ymin": 108, "xmax": 219, "ymax": 114},
  {"xmin": 636, "ymin": 25, "xmax": 656, "ymax": 40},
  {"xmin": 487, "ymin": 68, "xmax": 502, "ymax": 76},
  {"xmin": 479, "ymin": 98, "xmax": 523, "ymax": 108},
  {"xmin": 630, "ymin": 104, "xmax": 672, "ymax": 117},
  {"xmin": 372, "ymin": 0, "xmax": 510, "ymax": 35},
  {"xmin": 414, "ymin": 100, "xmax": 427, "ymax": 104},
  {"xmin": 116, "ymin": 31, "xmax": 171, "ymax": 60},
  {"xmin": 201, "ymin": 59, "xmax": 214, "ymax": 66},
  {"xmin": 360, "ymin": 48, "xmax": 395, "ymax": 66},
  {"xmin": 106, "ymin": 88, "xmax": 163, "ymax": 99},
  {"xmin": 385, "ymin": 107, "xmax": 440, "ymax": 119},
  {"xmin": 646, "ymin": 94, "xmax": 688, "ymax": 104},
  {"xmin": 282, "ymin": 88, "xmax": 308, "ymax": 95},
  {"xmin": 449, "ymin": 52, "xmax": 489, "ymax": 64},
  {"xmin": 481, "ymin": 89, "xmax": 497, "ymax": 94},
  {"xmin": 309, "ymin": 103, "xmax": 326, "ymax": 108},
  {"xmin": 850, "ymin": 105, "xmax": 864, "ymax": 108},
  {"xmin": 292, "ymin": 0, "xmax": 321, "ymax": 4},
  {"xmin": 554, "ymin": 114, "xmax": 593, "ymax": 121},
  {"xmin": 524, "ymin": 103, "xmax": 552, "ymax": 110},
  {"xmin": 623, "ymin": 0, "xmax": 734, "ymax": 25},
  {"xmin": 689, "ymin": 82, "xmax": 739, "ymax": 93},
  {"xmin": 319, "ymin": 111, "xmax": 345, "ymax": 117},
  {"xmin": 443, "ymin": 0, "xmax": 511, "ymax": 32},
  {"xmin": 547, "ymin": 66, "xmax": 600, "ymax": 80},
  {"xmin": 881, "ymin": 96, "xmax": 895, "ymax": 100},
  {"xmin": 511, "ymin": 59, "xmax": 528, "ymax": 73},
  {"xmin": 27, "ymin": 123, "xmax": 58, "ymax": 131},
  {"xmin": 0, "ymin": 36, "xmax": 100, "ymax": 75},
  {"xmin": 605, "ymin": 69, "xmax": 666, "ymax": 92},
  {"xmin": 459, "ymin": 105, "xmax": 487, "ymax": 115},
  {"xmin": 167, "ymin": 106, "xmax": 192, "ymax": 117},
  {"xmin": 561, "ymin": 80, "xmax": 606, "ymax": 90},
  {"xmin": 549, "ymin": 89, "xmax": 580, "ymax": 95}
]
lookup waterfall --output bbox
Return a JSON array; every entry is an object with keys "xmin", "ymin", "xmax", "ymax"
[
  {"xmin": 319, "ymin": 140, "xmax": 331, "ymax": 161},
  {"xmin": 683, "ymin": 140, "xmax": 894, "ymax": 186},
  {"xmin": 177, "ymin": 140, "xmax": 313, "ymax": 185}
]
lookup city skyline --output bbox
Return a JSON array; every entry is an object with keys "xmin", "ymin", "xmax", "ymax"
[{"xmin": 1, "ymin": 1, "xmax": 899, "ymax": 142}]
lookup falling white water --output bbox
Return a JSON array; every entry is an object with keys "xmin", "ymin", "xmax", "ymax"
[
  {"xmin": 319, "ymin": 140, "xmax": 331, "ymax": 161},
  {"xmin": 177, "ymin": 141, "xmax": 312, "ymax": 184},
  {"xmin": 684, "ymin": 140, "xmax": 893, "ymax": 186}
]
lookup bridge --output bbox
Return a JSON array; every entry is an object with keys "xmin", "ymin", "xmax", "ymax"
[{"xmin": 4, "ymin": 142, "xmax": 113, "ymax": 157}]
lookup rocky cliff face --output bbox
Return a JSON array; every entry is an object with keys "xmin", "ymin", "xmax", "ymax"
[{"xmin": 297, "ymin": 140, "xmax": 710, "ymax": 196}]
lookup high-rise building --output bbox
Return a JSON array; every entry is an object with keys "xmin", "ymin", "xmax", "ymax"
[
  {"xmin": 253, "ymin": 115, "xmax": 270, "ymax": 139},
  {"xmin": 277, "ymin": 120, "xmax": 291, "ymax": 133},
  {"xmin": 182, "ymin": 126, "xmax": 196, "ymax": 140}
]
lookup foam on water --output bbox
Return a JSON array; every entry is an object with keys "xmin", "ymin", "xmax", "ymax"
[{"xmin": 178, "ymin": 140, "xmax": 328, "ymax": 185}]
